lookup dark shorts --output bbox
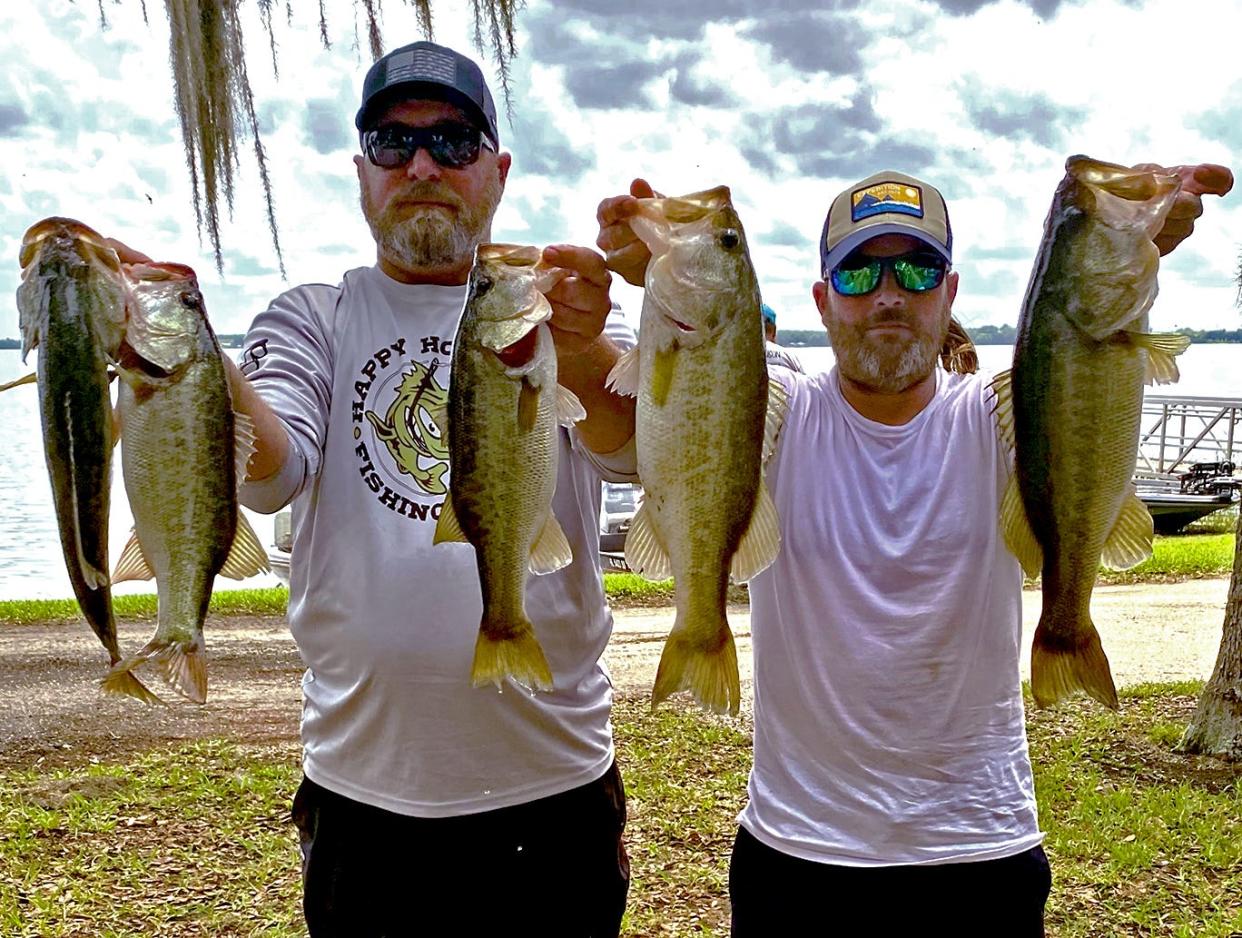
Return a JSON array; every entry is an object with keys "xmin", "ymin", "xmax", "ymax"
[
  {"xmin": 729, "ymin": 826, "xmax": 1052, "ymax": 938},
  {"xmin": 292, "ymin": 762, "xmax": 629, "ymax": 938}
]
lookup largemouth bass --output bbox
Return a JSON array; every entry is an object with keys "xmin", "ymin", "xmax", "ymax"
[
  {"xmin": 607, "ymin": 186, "xmax": 782, "ymax": 716},
  {"xmin": 14, "ymin": 218, "xmax": 157, "ymax": 703},
  {"xmin": 103, "ymin": 262, "xmax": 269, "ymax": 703},
  {"xmin": 433, "ymin": 244, "xmax": 585, "ymax": 691},
  {"xmin": 994, "ymin": 156, "xmax": 1187, "ymax": 709}
]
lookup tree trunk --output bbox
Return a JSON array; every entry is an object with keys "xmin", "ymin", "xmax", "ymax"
[{"xmin": 1178, "ymin": 510, "xmax": 1242, "ymax": 759}]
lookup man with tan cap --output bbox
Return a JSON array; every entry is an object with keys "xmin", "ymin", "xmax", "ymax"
[{"xmin": 597, "ymin": 163, "xmax": 1231, "ymax": 935}]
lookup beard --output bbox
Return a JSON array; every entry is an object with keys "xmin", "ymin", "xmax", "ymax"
[
  {"xmin": 827, "ymin": 309, "xmax": 948, "ymax": 394},
  {"xmin": 361, "ymin": 176, "xmax": 503, "ymax": 274}
]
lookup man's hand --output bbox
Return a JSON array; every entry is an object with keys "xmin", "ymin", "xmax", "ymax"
[
  {"xmin": 596, "ymin": 178, "xmax": 658, "ymax": 287},
  {"xmin": 540, "ymin": 244, "xmax": 614, "ymax": 356},
  {"xmin": 1134, "ymin": 163, "xmax": 1234, "ymax": 256}
]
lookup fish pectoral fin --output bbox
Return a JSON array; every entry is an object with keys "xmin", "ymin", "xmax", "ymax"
[
  {"xmin": 112, "ymin": 528, "xmax": 154, "ymax": 582},
  {"xmin": 731, "ymin": 481, "xmax": 781, "ymax": 582},
  {"xmin": 988, "ymin": 369, "xmax": 1016, "ymax": 452},
  {"xmin": 432, "ymin": 494, "xmax": 469, "ymax": 544},
  {"xmin": 1100, "ymin": 489, "xmax": 1154, "ymax": 571},
  {"xmin": 0, "ymin": 371, "xmax": 37, "ymax": 393},
  {"xmin": 529, "ymin": 513, "xmax": 573, "ymax": 575},
  {"xmin": 999, "ymin": 475, "xmax": 1042, "ymax": 578},
  {"xmin": 762, "ymin": 377, "xmax": 789, "ymax": 465},
  {"xmin": 623, "ymin": 503, "xmax": 672, "ymax": 581},
  {"xmin": 219, "ymin": 512, "xmax": 272, "ymax": 579},
  {"xmin": 1126, "ymin": 330, "xmax": 1192, "ymax": 386},
  {"xmin": 518, "ymin": 377, "xmax": 540, "ymax": 432},
  {"xmin": 555, "ymin": 384, "xmax": 586, "ymax": 427},
  {"xmin": 233, "ymin": 411, "xmax": 258, "ymax": 484},
  {"xmin": 605, "ymin": 346, "xmax": 640, "ymax": 398}
]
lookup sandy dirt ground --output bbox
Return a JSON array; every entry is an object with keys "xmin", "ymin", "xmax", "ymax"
[{"xmin": 0, "ymin": 577, "xmax": 1231, "ymax": 768}]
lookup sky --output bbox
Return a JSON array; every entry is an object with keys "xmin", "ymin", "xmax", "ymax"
[{"xmin": 1, "ymin": 0, "xmax": 1239, "ymax": 341}]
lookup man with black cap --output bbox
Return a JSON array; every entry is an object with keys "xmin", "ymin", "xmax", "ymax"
[
  {"xmin": 224, "ymin": 41, "xmax": 636, "ymax": 937},
  {"xmin": 597, "ymin": 163, "xmax": 1231, "ymax": 935}
]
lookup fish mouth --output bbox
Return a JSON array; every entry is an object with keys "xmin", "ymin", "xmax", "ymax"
[{"xmin": 660, "ymin": 310, "xmax": 697, "ymax": 334}]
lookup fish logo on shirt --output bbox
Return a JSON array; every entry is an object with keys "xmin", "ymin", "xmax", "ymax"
[{"xmin": 366, "ymin": 358, "xmax": 450, "ymax": 495}]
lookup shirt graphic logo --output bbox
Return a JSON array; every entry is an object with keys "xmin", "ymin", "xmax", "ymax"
[{"xmin": 351, "ymin": 335, "xmax": 453, "ymax": 521}]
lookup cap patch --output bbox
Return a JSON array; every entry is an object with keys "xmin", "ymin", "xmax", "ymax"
[
  {"xmin": 851, "ymin": 182, "xmax": 924, "ymax": 222},
  {"xmin": 386, "ymin": 47, "xmax": 457, "ymax": 85}
]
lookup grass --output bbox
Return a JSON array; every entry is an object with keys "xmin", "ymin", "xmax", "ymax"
[
  {"xmin": 0, "ymin": 686, "xmax": 1237, "ymax": 937},
  {"xmin": 0, "ymin": 588, "xmax": 293, "ymax": 626}
]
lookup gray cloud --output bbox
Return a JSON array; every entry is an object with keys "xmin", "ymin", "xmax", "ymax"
[
  {"xmin": 562, "ymin": 61, "xmax": 667, "ymax": 110},
  {"xmin": 763, "ymin": 221, "xmax": 807, "ymax": 248},
  {"xmin": 669, "ymin": 65, "xmax": 736, "ymax": 108},
  {"xmin": 305, "ymin": 99, "xmax": 351, "ymax": 154},
  {"xmin": 494, "ymin": 192, "xmax": 568, "ymax": 248},
  {"xmin": 507, "ymin": 112, "xmax": 595, "ymax": 181},
  {"xmin": 962, "ymin": 91, "xmax": 1085, "ymax": 149},
  {"xmin": 0, "ymin": 103, "xmax": 28, "ymax": 135},
  {"xmin": 744, "ymin": 13, "xmax": 867, "ymax": 75}
]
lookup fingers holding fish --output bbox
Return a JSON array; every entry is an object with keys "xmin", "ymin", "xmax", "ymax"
[
  {"xmin": 596, "ymin": 178, "xmax": 659, "ymax": 286},
  {"xmin": 1129, "ymin": 162, "xmax": 1234, "ymax": 256},
  {"xmin": 540, "ymin": 244, "xmax": 613, "ymax": 356}
]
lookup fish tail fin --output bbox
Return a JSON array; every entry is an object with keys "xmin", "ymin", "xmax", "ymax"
[
  {"xmin": 1030, "ymin": 617, "xmax": 1118, "ymax": 710},
  {"xmin": 471, "ymin": 618, "xmax": 554, "ymax": 692},
  {"xmin": 108, "ymin": 638, "xmax": 208, "ymax": 705},
  {"xmin": 652, "ymin": 617, "xmax": 740, "ymax": 716},
  {"xmin": 99, "ymin": 665, "xmax": 164, "ymax": 705},
  {"xmin": 154, "ymin": 640, "xmax": 208, "ymax": 705}
]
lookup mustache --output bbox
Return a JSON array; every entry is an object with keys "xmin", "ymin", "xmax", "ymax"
[
  {"xmin": 389, "ymin": 182, "xmax": 465, "ymax": 209},
  {"xmin": 860, "ymin": 310, "xmax": 921, "ymax": 331}
]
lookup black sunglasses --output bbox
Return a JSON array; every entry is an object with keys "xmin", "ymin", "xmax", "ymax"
[
  {"xmin": 363, "ymin": 122, "xmax": 495, "ymax": 170},
  {"xmin": 830, "ymin": 250, "xmax": 948, "ymax": 296}
]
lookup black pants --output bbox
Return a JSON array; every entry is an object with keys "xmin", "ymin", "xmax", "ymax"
[
  {"xmin": 729, "ymin": 827, "xmax": 1051, "ymax": 937},
  {"xmin": 292, "ymin": 762, "xmax": 629, "ymax": 938}
]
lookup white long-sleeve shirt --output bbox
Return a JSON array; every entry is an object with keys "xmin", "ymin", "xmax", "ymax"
[{"xmin": 239, "ymin": 264, "xmax": 635, "ymax": 817}]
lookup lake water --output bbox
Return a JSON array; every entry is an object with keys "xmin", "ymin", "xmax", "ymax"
[
  {"xmin": 0, "ymin": 348, "xmax": 284, "ymax": 600},
  {"xmin": 1, "ymin": 344, "xmax": 1240, "ymax": 600}
]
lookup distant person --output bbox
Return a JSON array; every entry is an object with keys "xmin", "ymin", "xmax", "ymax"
[
  {"xmin": 596, "ymin": 163, "xmax": 1232, "ymax": 936},
  {"xmin": 761, "ymin": 302, "xmax": 805, "ymax": 373}
]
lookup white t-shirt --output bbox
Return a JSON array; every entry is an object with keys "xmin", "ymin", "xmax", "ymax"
[
  {"xmin": 765, "ymin": 341, "xmax": 805, "ymax": 373},
  {"xmin": 739, "ymin": 366, "xmax": 1043, "ymax": 866},
  {"xmin": 238, "ymin": 265, "xmax": 635, "ymax": 817}
]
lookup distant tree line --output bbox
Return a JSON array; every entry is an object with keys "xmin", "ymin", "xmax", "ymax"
[{"xmin": 778, "ymin": 325, "xmax": 1242, "ymax": 347}]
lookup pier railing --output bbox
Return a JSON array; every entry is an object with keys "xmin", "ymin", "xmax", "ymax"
[{"xmin": 1138, "ymin": 395, "xmax": 1242, "ymax": 478}]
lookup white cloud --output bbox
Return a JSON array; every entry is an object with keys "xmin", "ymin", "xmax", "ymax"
[{"xmin": 0, "ymin": 0, "xmax": 1238, "ymax": 343}]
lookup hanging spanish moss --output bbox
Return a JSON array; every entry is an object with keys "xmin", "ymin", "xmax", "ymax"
[{"xmin": 95, "ymin": 1, "xmax": 522, "ymax": 278}]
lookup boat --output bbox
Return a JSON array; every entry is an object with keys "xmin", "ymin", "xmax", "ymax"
[{"xmin": 1135, "ymin": 461, "xmax": 1238, "ymax": 535}]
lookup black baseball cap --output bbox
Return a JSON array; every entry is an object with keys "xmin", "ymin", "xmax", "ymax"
[{"xmin": 355, "ymin": 40, "xmax": 499, "ymax": 148}]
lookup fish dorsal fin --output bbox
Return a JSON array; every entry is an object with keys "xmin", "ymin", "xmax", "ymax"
[
  {"xmin": 624, "ymin": 502, "xmax": 672, "ymax": 581},
  {"xmin": 233, "ymin": 411, "xmax": 257, "ymax": 484},
  {"xmin": 999, "ymin": 474, "xmax": 1042, "ymax": 578},
  {"xmin": 0, "ymin": 371, "xmax": 37, "ymax": 393},
  {"xmin": 605, "ymin": 346, "xmax": 640, "ymax": 398},
  {"xmin": 763, "ymin": 376, "xmax": 789, "ymax": 465},
  {"xmin": 989, "ymin": 369, "xmax": 1015, "ymax": 452},
  {"xmin": 1126, "ymin": 331, "xmax": 1191, "ymax": 386},
  {"xmin": 529, "ymin": 513, "xmax": 573, "ymax": 575},
  {"xmin": 730, "ymin": 480, "xmax": 781, "ymax": 582},
  {"xmin": 113, "ymin": 528, "xmax": 154, "ymax": 582},
  {"xmin": 432, "ymin": 494, "xmax": 469, "ymax": 544},
  {"xmin": 219, "ymin": 512, "xmax": 271, "ymax": 579},
  {"xmin": 556, "ymin": 384, "xmax": 586, "ymax": 427},
  {"xmin": 1100, "ymin": 488, "xmax": 1154, "ymax": 571}
]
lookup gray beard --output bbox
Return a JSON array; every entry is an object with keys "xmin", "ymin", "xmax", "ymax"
[
  {"xmin": 828, "ymin": 316, "xmax": 945, "ymax": 394},
  {"xmin": 362, "ymin": 176, "xmax": 502, "ymax": 274}
]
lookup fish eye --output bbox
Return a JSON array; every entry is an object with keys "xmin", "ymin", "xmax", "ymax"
[
  {"xmin": 474, "ymin": 275, "xmax": 493, "ymax": 297},
  {"xmin": 180, "ymin": 290, "xmax": 202, "ymax": 309},
  {"xmin": 719, "ymin": 229, "xmax": 740, "ymax": 251}
]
